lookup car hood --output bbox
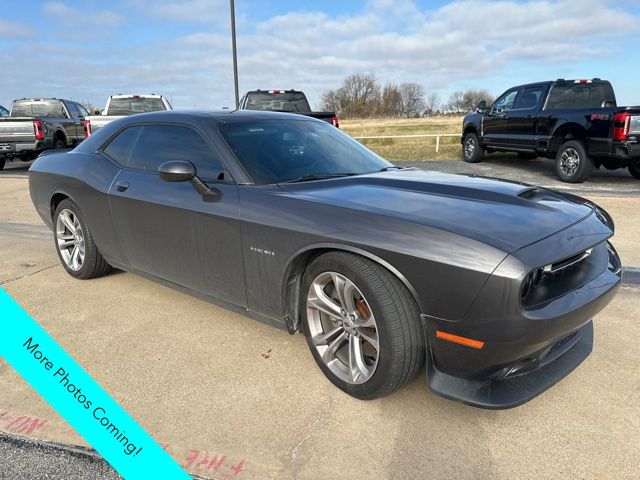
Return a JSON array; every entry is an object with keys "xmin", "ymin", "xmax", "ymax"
[{"xmin": 279, "ymin": 169, "xmax": 597, "ymax": 251}]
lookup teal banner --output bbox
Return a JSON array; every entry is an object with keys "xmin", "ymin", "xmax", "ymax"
[{"xmin": 0, "ymin": 288, "xmax": 190, "ymax": 479}]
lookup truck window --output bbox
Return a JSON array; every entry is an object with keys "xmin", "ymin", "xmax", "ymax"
[
  {"xmin": 492, "ymin": 89, "xmax": 519, "ymax": 113},
  {"xmin": 514, "ymin": 86, "xmax": 544, "ymax": 109},
  {"xmin": 245, "ymin": 92, "xmax": 311, "ymax": 112},
  {"xmin": 11, "ymin": 100, "xmax": 66, "ymax": 117},
  {"xmin": 106, "ymin": 97, "xmax": 167, "ymax": 116},
  {"xmin": 545, "ymin": 83, "xmax": 616, "ymax": 110}
]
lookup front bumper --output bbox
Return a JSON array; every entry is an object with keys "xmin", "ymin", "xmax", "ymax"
[
  {"xmin": 426, "ymin": 320, "xmax": 593, "ymax": 409},
  {"xmin": 421, "ymin": 210, "xmax": 621, "ymax": 409},
  {"xmin": 0, "ymin": 140, "xmax": 46, "ymax": 157}
]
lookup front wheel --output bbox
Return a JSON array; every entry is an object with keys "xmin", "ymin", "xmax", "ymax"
[
  {"xmin": 53, "ymin": 199, "xmax": 111, "ymax": 279},
  {"xmin": 629, "ymin": 162, "xmax": 640, "ymax": 180},
  {"xmin": 462, "ymin": 132, "xmax": 484, "ymax": 163},
  {"xmin": 301, "ymin": 252, "xmax": 425, "ymax": 400},
  {"xmin": 54, "ymin": 138, "xmax": 66, "ymax": 149},
  {"xmin": 555, "ymin": 140, "xmax": 594, "ymax": 183},
  {"xmin": 0, "ymin": 157, "xmax": 5, "ymax": 171}
]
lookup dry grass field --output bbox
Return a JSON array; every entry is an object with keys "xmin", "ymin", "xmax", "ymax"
[{"xmin": 340, "ymin": 116, "xmax": 464, "ymax": 161}]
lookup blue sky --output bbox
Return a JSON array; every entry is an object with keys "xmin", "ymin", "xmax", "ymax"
[{"xmin": 1, "ymin": 0, "xmax": 639, "ymax": 110}]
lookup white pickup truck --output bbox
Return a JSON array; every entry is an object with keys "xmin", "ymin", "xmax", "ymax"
[{"xmin": 83, "ymin": 94, "xmax": 172, "ymax": 137}]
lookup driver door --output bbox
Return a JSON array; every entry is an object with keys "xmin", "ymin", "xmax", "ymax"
[
  {"xmin": 105, "ymin": 123, "xmax": 247, "ymax": 307},
  {"xmin": 482, "ymin": 88, "xmax": 521, "ymax": 148}
]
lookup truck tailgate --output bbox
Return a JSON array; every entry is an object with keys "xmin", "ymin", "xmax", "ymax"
[
  {"xmin": 86, "ymin": 115, "xmax": 124, "ymax": 135},
  {"xmin": 0, "ymin": 118, "xmax": 37, "ymax": 145}
]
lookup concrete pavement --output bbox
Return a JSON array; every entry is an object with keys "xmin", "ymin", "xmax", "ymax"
[{"xmin": 1, "ymin": 171, "xmax": 639, "ymax": 479}]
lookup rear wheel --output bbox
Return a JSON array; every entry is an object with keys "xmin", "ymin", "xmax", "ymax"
[
  {"xmin": 301, "ymin": 252, "xmax": 425, "ymax": 400},
  {"xmin": 53, "ymin": 199, "xmax": 111, "ymax": 279},
  {"xmin": 555, "ymin": 140, "xmax": 594, "ymax": 183},
  {"xmin": 462, "ymin": 132, "xmax": 484, "ymax": 163},
  {"xmin": 54, "ymin": 138, "xmax": 66, "ymax": 149},
  {"xmin": 629, "ymin": 162, "xmax": 640, "ymax": 180},
  {"xmin": 0, "ymin": 157, "xmax": 5, "ymax": 171}
]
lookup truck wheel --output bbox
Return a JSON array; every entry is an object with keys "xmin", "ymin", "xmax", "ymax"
[
  {"xmin": 54, "ymin": 138, "xmax": 66, "ymax": 149},
  {"xmin": 0, "ymin": 158, "xmax": 5, "ymax": 171},
  {"xmin": 462, "ymin": 132, "xmax": 484, "ymax": 163},
  {"xmin": 555, "ymin": 140, "xmax": 594, "ymax": 183},
  {"xmin": 629, "ymin": 163, "xmax": 640, "ymax": 180}
]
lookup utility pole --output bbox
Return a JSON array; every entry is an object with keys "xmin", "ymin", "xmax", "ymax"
[{"xmin": 230, "ymin": 0, "xmax": 239, "ymax": 108}]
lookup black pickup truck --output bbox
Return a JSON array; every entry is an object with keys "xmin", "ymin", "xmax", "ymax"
[
  {"xmin": 461, "ymin": 79, "xmax": 640, "ymax": 182},
  {"xmin": 239, "ymin": 90, "xmax": 340, "ymax": 127},
  {"xmin": 0, "ymin": 98, "xmax": 88, "ymax": 170}
]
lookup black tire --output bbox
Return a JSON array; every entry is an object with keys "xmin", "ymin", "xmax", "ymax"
[
  {"xmin": 517, "ymin": 152, "xmax": 538, "ymax": 160},
  {"xmin": 629, "ymin": 162, "xmax": 640, "ymax": 180},
  {"xmin": 555, "ymin": 140, "xmax": 594, "ymax": 183},
  {"xmin": 0, "ymin": 157, "xmax": 5, "ymax": 171},
  {"xmin": 54, "ymin": 138, "xmax": 66, "ymax": 149},
  {"xmin": 462, "ymin": 132, "xmax": 484, "ymax": 163},
  {"xmin": 53, "ymin": 199, "xmax": 111, "ymax": 279},
  {"xmin": 300, "ymin": 252, "xmax": 425, "ymax": 400}
]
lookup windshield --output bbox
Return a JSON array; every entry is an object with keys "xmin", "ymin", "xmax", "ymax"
[
  {"xmin": 0, "ymin": 105, "xmax": 8, "ymax": 117},
  {"xmin": 220, "ymin": 119, "xmax": 392, "ymax": 184},
  {"xmin": 106, "ymin": 97, "xmax": 167, "ymax": 116},
  {"xmin": 244, "ymin": 92, "xmax": 311, "ymax": 112},
  {"xmin": 11, "ymin": 100, "xmax": 66, "ymax": 117}
]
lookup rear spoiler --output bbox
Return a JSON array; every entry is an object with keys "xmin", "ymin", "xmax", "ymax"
[{"xmin": 37, "ymin": 148, "xmax": 74, "ymax": 158}]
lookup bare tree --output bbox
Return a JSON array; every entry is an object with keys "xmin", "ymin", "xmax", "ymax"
[
  {"xmin": 380, "ymin": 83, "xmax": 403, "ymax": 117},
  {"xmin": 461, "ymin": 89, "xmax": 494, "ymax": 113},
  {"xmin": 446, "ymin": 91, "xmax": 465, "ymax": 114},
  {"xmin": 335, "ymin": 73, "xmax": 382, "ymax": 118},
  {"xmin": 399, "ymin": 83, "xmax": 425, "ymax": 117},
  {"xmin": 424, "ymin": 93, "xmax": 441, "ymax": 116},
  {"xmin": 319, "ymin": 89, "xmax": 341, "ymax": 113}
]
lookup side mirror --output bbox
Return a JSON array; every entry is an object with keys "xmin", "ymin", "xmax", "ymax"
[
  {"xmin": 158, "ymin": 161, "xmax": 196, "ymax": 182},
  {"xmin": 477, "ymin": 100, "xmax": 487, "ymax": 113}
]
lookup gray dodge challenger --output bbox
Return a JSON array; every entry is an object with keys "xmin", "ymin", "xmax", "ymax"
[{"xmin": 28, "ymin": 110, "xmax": 622, "ymax": 409}]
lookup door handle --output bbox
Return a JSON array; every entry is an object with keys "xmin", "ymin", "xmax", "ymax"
[{"xmin": 115, "ymin": 181, "xmax": 130, "ymax": 192}]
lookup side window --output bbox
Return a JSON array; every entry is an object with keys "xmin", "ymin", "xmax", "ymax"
[
  {"xmin": 75, "ymin": 103, "xmax": 89, "ymax": 118},
  {"xmin": 103, "ymin": 126, "xmax": 143, "ymax": 167},
  {"xmin": 493, "ymin": 90, "xmax": 519, "ymax": 112},
  {"xmin": 128, "ymin": 125, "xmax": 223, "ymax": 180},
  {"xmin": 514, "ymin": 86, "xmax": 544, "ymax": 110},
  {"xmin": 67, "ymin": 103, "xmax": 82, "ymax": 119}
]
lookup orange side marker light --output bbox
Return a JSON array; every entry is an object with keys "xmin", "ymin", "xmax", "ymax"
[{"xmin": 436, "ymin": 330, "xmax": 485, "ymax": 349}]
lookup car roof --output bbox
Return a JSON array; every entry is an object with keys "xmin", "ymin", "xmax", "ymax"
[{"xmin": 118, "ymin": 109, "xmax": 317, "ymax": 124}]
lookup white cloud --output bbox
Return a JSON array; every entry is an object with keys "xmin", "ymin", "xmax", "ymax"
[
  {"xmin": 0, "ymin": 18, "xmax": 35, "ymax": 38},
  {"xmin": 43, "ymin": 2, "xmax": 124, "ymax": 28},
  {"xmin": 1, "ymin": 1, "xmax": 639, "ymax": 109}
]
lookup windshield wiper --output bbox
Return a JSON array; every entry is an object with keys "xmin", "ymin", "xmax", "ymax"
[
  {"xmin": 283, "ymin": 173, "xmax": 358, "ymax": 183},
  {"xmin": 378, "ymin": 166, "xmax": 404, "ymax": 172}
]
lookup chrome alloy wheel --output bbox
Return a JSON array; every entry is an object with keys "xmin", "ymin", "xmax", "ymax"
[
  {"xmin": 56, "ymin": 209, "xmax": 85, "ymax": 271},
  {"xmin": 464, "ymin": 137, "xmax": 476, "ymax": 160},
  {"xmin": 306, "ymin": 271, "xmax": 379, "ymax": 385},
  {"xmin": 559, "ymin": 147, "xmax": 580, "ymax": 175}
]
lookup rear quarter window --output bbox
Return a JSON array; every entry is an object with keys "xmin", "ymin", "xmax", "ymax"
[
  {"xmin": 545, "ymin": 83, "xmax": 616, "ymax": 109},
  {"xmin": 103, "ymin": 126, "xmax": 143, "ymax": 167}
]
